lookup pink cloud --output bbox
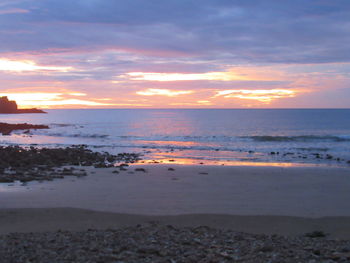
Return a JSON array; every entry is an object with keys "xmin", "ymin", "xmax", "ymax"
[{"xmin": 0, "ymin": 8, "xmax": 29, "ymax": 15}]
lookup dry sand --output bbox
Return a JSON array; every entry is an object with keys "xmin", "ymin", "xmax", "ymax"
[{"xmin": 1, "ymin": 164, "xmax": 350, "ymax": 237}]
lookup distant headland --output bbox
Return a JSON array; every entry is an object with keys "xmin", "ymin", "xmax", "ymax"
[{"xmin": 0, "ymin": 96, "xmax": 46, "ymax": 114}]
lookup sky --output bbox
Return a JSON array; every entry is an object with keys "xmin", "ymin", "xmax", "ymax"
[{"xmin": 0, "ymin": 0, "xmax": 349, "ymax": 108}]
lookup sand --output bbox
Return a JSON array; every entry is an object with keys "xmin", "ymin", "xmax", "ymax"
[
  {"xmin": 1, "ymin": 207, "xmax": 350, "ymax": 239},
  {"xmin": 1, "ymin": 164, "xmax": 350, "ymax": 238}
]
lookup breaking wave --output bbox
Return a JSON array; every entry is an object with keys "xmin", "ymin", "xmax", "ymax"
[
  {"xmin": 38, "ymin": 132, "xmax": 109, "ymax": 139},
  {"xmin": 243, "ymin": 135, "xmax": 350, "ymax": 142}
]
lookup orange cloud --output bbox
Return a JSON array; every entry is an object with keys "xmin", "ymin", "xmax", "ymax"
[
  {"xmin": 0, "ymin": 58, "xmax": 72, "ymax": 72},
  {"xmin": 0, "ymin": 92, "xmax": 113, "ymax": 108},
  {"xmin": 170, "ymin": 100, "xmax": 213, "ymax": 106},
  {"xmin": 214, "ymin": 89, "xmax": 297, "ymax": 103},
  {"xmin": 136, "ymin": 88, "xmax": 193, "ymax": 96},
  {"xmin": 126, "ymin": 71, "xmax": 248, "ymax": 81}
]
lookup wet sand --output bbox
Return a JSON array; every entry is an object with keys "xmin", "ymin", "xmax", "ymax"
[
  {"xmin": 1, "ymin": 207, "xmax": 350, "ymax": 239},
  {"xmin": 1, "ymin": 164, "xmax": 350, "ymax": 237}
]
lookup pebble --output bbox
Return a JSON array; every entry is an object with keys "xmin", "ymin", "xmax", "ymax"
[{"xmin": 0, "ymin": 224, "xmax": 349, "ymax": 263}]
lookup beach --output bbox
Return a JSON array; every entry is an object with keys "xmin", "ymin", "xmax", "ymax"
[
  {"xmin": 1, "ymin": 164, "xmax": 350, "ymax": 262},
  {"xmin": 1, "ymin": 164, "xmax": 350, "ymax": 235},
  {"xmin": 1, "ymin": 108, "xmax": 350, "ymax": 261},
  {"xmin": 2, "ymin": 0, "xmax": 350, "ymax": 260}
]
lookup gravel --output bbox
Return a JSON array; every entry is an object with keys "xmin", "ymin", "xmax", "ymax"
[{"xmin": 0, "ymin": 224, "xmax": 350, "ymax": 262}]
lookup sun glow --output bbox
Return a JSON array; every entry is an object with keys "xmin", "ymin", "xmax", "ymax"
[
  {"xmin": 136, "ymin": 88, "xmax": 193, "ymax": 97},
  {"xmin": 126, "ymin": 71, "xmax": 247, "ymax": 81},
  {"xmin": 0, "ymin": 92, "xmax": 113, "ymax": 108},
  {"xmin": 215, "ymin": 89, "xmax": 296, "ymax": 102},
  {"xmin": 0, "ymin": 59, "xmax": 72, "ymax": 72}
]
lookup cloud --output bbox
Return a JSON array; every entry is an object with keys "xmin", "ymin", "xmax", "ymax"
[
  {"xmin": 0, "ymin": 91, "xmax": 114, "ymax": 108},
  {"xmin": 0, "ymin": 8, "xmax": 29, "ymax": 15},
  {"xmin": 136, "ymin": 88, "xmax": 193, "ymax": 97},
  {"xmin": 125, "ymin": 71, "xmax": 248, "ymax": 81},
  {"xmin": 0, "ymin": 1, "xmax": 349, "ymax": 108},
  {"xmin": 214, "ymin": 89, "xmax": 297, "ymax": 103},
  {"xmin": 0, "ymin": 58, "xmax": 72, "ymax": 72},
  {"xmin": 0, "ymin": 0, "xmax": 349, "ymax": 64}
]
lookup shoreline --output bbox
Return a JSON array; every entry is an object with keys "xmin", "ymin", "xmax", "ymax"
[
  {"xmin": 1, "ymin": 164, "xmax": 350, "ymax": 217},
  {"xmin": 1, "ymin": 207, "xmax": 350, "ymax": 239}
]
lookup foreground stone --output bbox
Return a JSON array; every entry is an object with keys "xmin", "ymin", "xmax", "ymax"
[
  {"xmin": 0, "ymin": 224, "xmax": 349, "ymax": 262},
  {"xmin": 0, "ymin": 145, "xmax": 141, "ymax": 183}
]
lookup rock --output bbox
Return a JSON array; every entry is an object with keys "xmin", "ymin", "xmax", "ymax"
[
  {"xmin": 0, "ymin": 225, "xmax": 349, "ymax": 262},
  {"xmin": 0, "ymin": 146, "xmax": 141, "ymax": 183},
  {"xmin": 0, "ymin": 122, "xmax": 49, "ymax": 135},
  {"xmin": 0, "ymin": 96, "xmax": 46, "ymax": 114},
  {"xmin": 135, "ymin": 168, "xmax": 146, "ymax": 172},
  {"xmin": 258, "ymin": 245, "xmax": 274, "ymax": 253},
  {"xmin": 305, "ymin": 231, "xmax": 327, "ymax": 238},
  {"xmin": 326, "ymin": 154, "xmax": 333, "ymax": 160}
]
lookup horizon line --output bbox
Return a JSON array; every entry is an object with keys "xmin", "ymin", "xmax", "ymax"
[{"xmin": 32, "ymin": 107, "xmax": 350, "ymax": 110}]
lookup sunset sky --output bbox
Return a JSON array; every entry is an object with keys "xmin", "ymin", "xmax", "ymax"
[{"xmin": 0, "ymin": 0, "xmax": 349, "ymax": 108}]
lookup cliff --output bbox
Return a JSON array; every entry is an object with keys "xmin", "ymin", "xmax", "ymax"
[{"xmin": 0, "ymin": 96, "xmax": 46, "ymax": 114}]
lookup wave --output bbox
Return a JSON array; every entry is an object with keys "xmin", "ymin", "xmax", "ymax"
[
  {"xmin": 49, "ymin": 123, "xmax": 77, "ymax": 127},
  {"xmin": 243, "ymin": 135, "xmax": 350, "ymax": 142},
  {"xmin": 38, "ymin": 132, "xmax": 109, "ymax": 139},
  {"xmin": 28, "ymin": 130, "xmax": 350, "ymax": 144},
  {"xmin": 295, "ymin": 147, "xmax": 329, "ymax": 152}
]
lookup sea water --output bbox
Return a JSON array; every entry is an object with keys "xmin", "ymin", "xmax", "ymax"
[{"xmin": 1, "ymin": 109, "xmax": 350, "ymax": 166}]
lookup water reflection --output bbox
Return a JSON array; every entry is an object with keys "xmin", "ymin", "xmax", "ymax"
[{"xmin": 137, "ymin": 157, "xmax": 325, "ymax": 167}]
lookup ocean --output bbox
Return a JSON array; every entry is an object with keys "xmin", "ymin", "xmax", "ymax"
[{"xmin": 1, "ymin": 109, "xmax": 350, "ymax": 167}]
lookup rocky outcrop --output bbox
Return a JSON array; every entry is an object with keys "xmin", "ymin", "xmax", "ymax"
[
  {"xmin": 0, "ymin": 122, "xmax": 49, "ymax": 135},
  {"xmin": 0, "ymin": 96, "xmax": 46, "ymax": 114},
  {"xmin": 0, "ymin": 145, "xmax": 141, "ymax": 182}
]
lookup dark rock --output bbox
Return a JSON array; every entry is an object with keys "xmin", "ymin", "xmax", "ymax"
[
  {"xmin": 326, "ymin": 154, "xmax": 333, "ymax": 160},
  {"xmin": 0, "ymin": 145, "xmax": 141, "ymax": 183},
  {"xmin": 258, "ymin": 245, "xmax": 274, "ymax": 253},
  {"xmin": 305, "ymin": 231, "xmax": 327, "ymax": 238},
  {"xmin": 0, "ymin": 122, "xmax": 49, "ymax": 135}
]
